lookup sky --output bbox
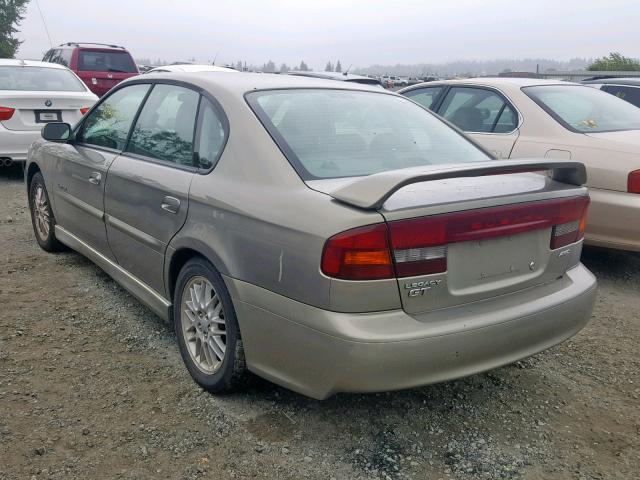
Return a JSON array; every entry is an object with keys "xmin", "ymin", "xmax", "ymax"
[{"xmin": 16, "ymin": 0, "xmax": 640, "ymax": 70}]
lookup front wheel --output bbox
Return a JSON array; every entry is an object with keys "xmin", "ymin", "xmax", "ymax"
[
  {"xmin": 173, "ymin": 257, "xmax": 248, "ymax": 393},
  {"xmin": 28, "ymin": 172, "xmax": 66, "ymax": 252}
]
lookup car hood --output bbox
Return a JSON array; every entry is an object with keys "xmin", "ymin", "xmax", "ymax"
[{"xmin": 585, "ymin": 130, "xmax": 640, "ymax": 153}]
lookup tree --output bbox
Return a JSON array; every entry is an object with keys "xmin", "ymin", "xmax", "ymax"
[
  {"xmin": 335, "ymin": 60, "xmax": 342, "ymax": 73},
  {"xmin": 0, "ymin": 0, "xmax": 29, "ymax": 58},
  {"xmin": 279, "ymin": 63, "xmax": 289, "ymax": 73},
  {"xmin": 324, "ymin": 61, "xmax": 333, "ymax": 72},
  {"xmin": 299, "ymin": 60, "xmax": 309, "ymax": 71},
  {"xmin": 262, "ymin": 60, "xmax": 276, "ymax": 73},
  {"xmin": 588, "ymin": 52, "xmax": 640, "ymax": 71},
  {"xmin": 235, "ymin": 61, "xmax": 243, "ymax": 71}
]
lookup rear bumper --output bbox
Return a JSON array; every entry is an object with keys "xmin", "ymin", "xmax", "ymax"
[
  {"xmin": 585, "ymin": 187, "xmax": 640, "ymax": 252},
  {"xmin": 225, "ymin": 264, "xmax": 597, "ymax": 399},
  {"xmin": 0, "ymin": 126, "xmax": 40, "ymax": 162}
]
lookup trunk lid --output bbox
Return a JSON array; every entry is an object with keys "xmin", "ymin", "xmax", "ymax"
[
  {"xmin": 0, "ymin": 91, "xmax": 94, "ymax": 131},
  {"xmin": 312, "ymin": 159, "xmax": 589, "ymax": 315}
]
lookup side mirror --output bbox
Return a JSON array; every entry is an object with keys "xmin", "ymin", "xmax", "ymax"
[{"xmin": 42, "ymin": 122, "xmax": 72, "ymax": 143}]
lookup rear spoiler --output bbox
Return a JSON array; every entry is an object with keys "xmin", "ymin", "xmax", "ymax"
[{"xmin": 330, "ymin": 159, "xmax": 587, "ymax": 210}]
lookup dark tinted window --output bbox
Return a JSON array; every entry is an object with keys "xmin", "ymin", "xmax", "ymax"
[
  {"xmin": 196, "ymin": 98, "xmax": 227, "ymax": 169},
  {"xmin": 127, "ymin": 84, "xmax": 199, "ymax": 166},
  {"xmin": 0, "ymin": 66, "xmax": 86, "ymax": 92},
  {"xmin": 403, "ymin": 86, "xmax": 443, "ymax": 110},
  {"xmin": 439, "ymin": 87, "xmax": 517, "ymax": 133},
  {"xmin": 78, "ymin": 50, "xmax": 137, "ymax": 73},
  {"xmin": 605, "ymin": 85, "xmax": 640, "ymax": 108},
  {"xmin": 79, "ymin": 84, "xmax": 150, "ymax": 149}
]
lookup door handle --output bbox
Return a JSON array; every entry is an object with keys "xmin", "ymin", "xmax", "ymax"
[
  {"xmin": 161, "ymin": 196, "xmax": 180, "ymax": 214},
  {"xmin": 88, "ymin": 172, "xmax": 102, "ymax": 185}
]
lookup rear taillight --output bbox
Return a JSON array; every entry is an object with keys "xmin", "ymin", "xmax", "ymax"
[
  {"xmin": 629, "ymin": 170, "xmax": 640, "ymax": 194},
  {"xmin": 0, "ymin": 106, "xmax": 15, "ymax": 121},
  {"xmin": 321, "ymin": 224, "xmax": 393, "ymax": 280},
  {"xmin": 80, "ymin": 107, "xmax": 90, "ymax": 115},
  {"xmin": 321, "ymin": 197, "xmax": 590, "ymax": 280}
]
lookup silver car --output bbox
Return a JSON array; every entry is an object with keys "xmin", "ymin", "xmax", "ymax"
[{"xmin": 26, "ymin": 73, "xmax": 597, "ymax": 399}]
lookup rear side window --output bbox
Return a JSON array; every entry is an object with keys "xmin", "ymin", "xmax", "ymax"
[
  {"xmin": 127, "ymin": 84, "xmax": 199, "ymax": 166},
  {"xmin": 50, "ymin": 49, "xmax": 72, "ymax": 67},
  {"xmin": 604, "ymin": 85, "xmax": 640, "ymax": 108},
  {"xmin": 78, "ymin": 84, "xmax": 150, "ymax": 149},
  {"xmin": 247, "ymin": 89, "xmax": 490, "ymax": 180},
  {"xmin": 438, "ymin": 87, "xmax": 517, "ymax": 133},
  {"xmin": 0, "ymin": 66, "xmax": 86, "ymax": 92},
  {"xmin": 195, "ymin": 98, "xmax": 228, "ymax": 169},
  {"xmin": 78, "ymin": 50, "xmax": 138, "ymax": 73},
  {"xmin": 403, "ymin": 86, "xmax": 443, "ymax": 110}
]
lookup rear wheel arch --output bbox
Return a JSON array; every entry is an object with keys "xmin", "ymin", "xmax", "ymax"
[{"xmin": 167, "ymin": 246, "xmax": 229, "ymax": 302}]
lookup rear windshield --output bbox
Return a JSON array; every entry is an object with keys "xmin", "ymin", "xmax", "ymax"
[
  {"xmin": 247, "ymin": 89, "xmax": 490, "ymax": 179},
  {"xmin": 78, "ymin": 50, "xmax": 138, "ymax": 73},
  {"xmin": 0, "ymin": 66, "xmax": 87, "ymax": 92},
  {"xmin": 523, "ymin": 85, "xmax": 640, "ymax": 133}
]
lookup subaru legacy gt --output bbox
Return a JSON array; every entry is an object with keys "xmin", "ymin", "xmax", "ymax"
[{"xmin": 26, "ymin": 73, "xmax": 596, "ymax": 399}]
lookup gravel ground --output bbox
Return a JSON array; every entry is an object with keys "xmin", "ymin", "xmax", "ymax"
[{"xmin": 1, "ymin": 165, "xmax": 639, "ymax": 480}]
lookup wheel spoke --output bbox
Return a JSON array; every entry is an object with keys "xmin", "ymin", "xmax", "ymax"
[{"xmin": 208, "ymin": 337, "xmax": 225, "ymax": 361}]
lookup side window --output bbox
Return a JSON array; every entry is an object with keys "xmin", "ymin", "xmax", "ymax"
[
  {"xmin": 438, "ymin": 87, "xmax": 517, "ymax": 133},
  {"xmin": 403, "ymin": 86, "xmax": 443, "ymax": 110},
  {"xmin": 127, "ymin": 84, "xmax": 199, "ymax": 166},
  {"xmin": 195, "ymin": 98, "xmax": 228, "ymax": 170},
  {"xmin": 59, "ymin": 49, "xmax": 73, "ymax": 67},
  {"xmin": 42, "ymin": 50, "xmax": 53, "ymax": 62},
  {"xmin": 605, "ymin": 85, "xmax": 640, "ymax": 108},
  {"xmin": 78, "ymin": 84, "xmax": 150, "ymax": 150}
]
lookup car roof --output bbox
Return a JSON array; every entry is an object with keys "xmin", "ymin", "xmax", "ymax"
[
  {"xmin": 147, "ymin": 64, "xmax": 238, "ymax": 74},
  {"xmin": 286, "ymin": 71, "xmax": 375, "ymax": 82},
  {"xmin": 400, "ymin": 77, "xmax": 580, "ymax": 94},
  {"xmin": 133, "ymin": 71, "xmax": 388, "ymax": 96},
  {"xmin": 582, "ymin": 77, "xmax": 640, "ymax": 86},
  {"xmin": 0, "ymin": 59, "xmax": 70, "ymax": 70}
]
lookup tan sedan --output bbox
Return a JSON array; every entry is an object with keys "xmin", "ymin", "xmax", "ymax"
[{"xmin": 400, "ymin": 78, "xmax": 640, "ymax": 251}]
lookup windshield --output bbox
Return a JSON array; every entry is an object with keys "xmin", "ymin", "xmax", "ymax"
[
  {"xmin": 0, "ymin": 66, "xmax": 87, "ymax": 92},
  {"xmin": 247, "ymin": 89, "xmax": 490, "ymax": 179},
  {"xmin": 524, "ymin": 85, "xmax": 640, "ymax": 133},
  {"xmin": 78, "ymin": 50, "xmax": 138, "ymax": 73}
]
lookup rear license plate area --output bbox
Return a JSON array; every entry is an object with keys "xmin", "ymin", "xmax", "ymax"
[
  {"xmin": 447, "ymin": 230, "xmax": 549, "ymax": 295},
  {"xmin": 35, "ymin": 110, "xmax": 62, "ymax": 123}
]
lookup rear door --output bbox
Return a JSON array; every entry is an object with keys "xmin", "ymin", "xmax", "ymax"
[
  {"xmin": 50, "ymin": 83, "xmax": 151, "ymax": 258},
  {"xmin": 104, "ymin": 83, "xmax": 200, "ymax": 295},
  {"xmin": 75, "ymin": 49, "xmax": 139, "ymax": 97},
  {"xmin": 436, "ymin": 86, "xmax": 520, "ymax": 159}
]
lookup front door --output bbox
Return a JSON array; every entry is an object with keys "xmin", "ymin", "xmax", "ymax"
[
  {"xmin": 50, "ymin": 83, "xmax": 150, "ymax": 258},
  {"xmin": 104, "ymin": 83, "xmax": 200, "ymax": 295},
  {"xmin": 436, "ymin": 86, "xmax": 520, "ymax": 159}
]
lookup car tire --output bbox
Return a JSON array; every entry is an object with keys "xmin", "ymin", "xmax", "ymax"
[
  {"xmin": 173, "ymin": 257, "xmax": 248, "ymax": 393},
  {"xmin": 28, "ymin": 172, "xmax": 66, "ymax": 252}
]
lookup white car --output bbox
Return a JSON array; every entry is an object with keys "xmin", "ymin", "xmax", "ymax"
[
  {"xmin": 399, "ymin": 78, "xmax": 640, "ymax": 251},
  {"xmin": 0, "ymin": 59, "xmax": 98, "ymax": 167},
  {"xmin": 145, "ymin": 64, "xmax": 238, "ymax": 74}
]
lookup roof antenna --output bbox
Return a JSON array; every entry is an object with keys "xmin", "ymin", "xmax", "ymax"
[
  {"xmin": 212, "ymin": 51, "xmax": 219, "ymax": 66},
  {"xmin": 35, "ymin": 0, "xmax": 53, "ymax": 48},
  {"xmin": 344, "ymin": 64, "xmax": 353, "ymax": 76}
]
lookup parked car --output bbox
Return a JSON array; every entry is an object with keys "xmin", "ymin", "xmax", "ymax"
[
  {"xmin": 286, "ymin": 71, "xmax": 382, "ymax": 87},
  {"xmin": 145, "ymin": 64, "xmax": 238, "ymax": 74},
  {"xmin": 0, "ymin": 59, "xmax": 97, "ymax": 167},
  {"xmin": 399, "ymin": 78, "xmax": 640, "ymax": 251},
  {"xmin": 26, "ymin": 73, "xmax": 596, "ymax": 399},
  {"xmin": 582, "ymin": 77, "xmax": 640, "ymax": 108},
  {"xmin": 43, "ymin": 42, "xmax": 139, "ymax": 97}
]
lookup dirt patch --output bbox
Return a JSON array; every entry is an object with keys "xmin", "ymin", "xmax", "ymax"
[{"xmin": 1, "ymin": 166, "xmax": 638, "ymax": 479}]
